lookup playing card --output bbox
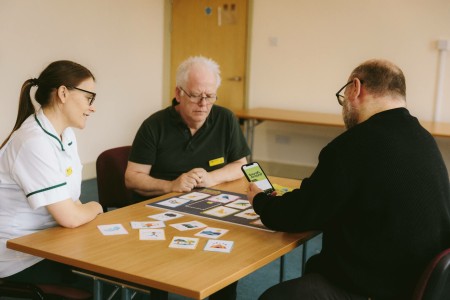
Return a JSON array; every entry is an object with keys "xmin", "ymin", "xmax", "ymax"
[
  {"xmin": 97, "ymin": 224, "xmax": 128, "ymax": 235},
  {"xmin": 169, "ymin": 236, "xmax": 199, "ymax": 250},
  {"xmin": 204, "ymin": 240, "xmax": 234, "ymax": 253}
]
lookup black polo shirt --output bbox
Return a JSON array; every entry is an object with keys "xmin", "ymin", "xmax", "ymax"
[{"xmin": 129, "ymin": 99, "xmax": 250, "ymax": 181}]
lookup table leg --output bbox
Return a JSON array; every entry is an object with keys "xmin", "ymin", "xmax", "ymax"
[
  {"xmin": 93, "ymin": 278, "xmax": 102, "ymax": 300},
  {"xmin": 121, "ymin": 287, "xmax": 133, "ymax": 300},
  {"xmin": 279, "ymin": 255, "xmax": 285, "ymax": 283},
  {"xmin": 301, "ymin": 241, "xmax": 308, "ymax": 276}
]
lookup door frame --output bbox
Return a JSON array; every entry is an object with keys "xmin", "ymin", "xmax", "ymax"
[{"xmin": 162, "ymin": 0, "xmax": 254, "ymax": 110}]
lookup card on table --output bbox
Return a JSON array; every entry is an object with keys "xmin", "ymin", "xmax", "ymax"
[
  {"xmin": 195, "ymin": 227, "xmax": 229, "ymax": 239},
  {"xmin": 235, "ymin": 209, "xmax": 259, "ymax": 220},
  {"xmin": 97, "ymin": 224, "xmax": 128, "ymax": 235},
  {"xmin": 204, "ymin": 240, "xmax": 234, "ymax": 253},
  {"xmin": 202, "ymin": 206, "xmax": 239, "ymax": 218},
  {"xmin": 154, "ymin": 197, "xmax": 191, "ymax": 208},
  {"xmin": 272, "ymin": 183, "xmax": 293, "ymax": 196},
  {"xmin": 139, "ymin": 229, "xmax": 165, "ymax": 240},
  {"xmin": 169, "ymin": 236, "xmax": 199, "ymax": 250},
  {"xmin": 170, "ymin": 220, "xmax": 207, "ymax": 231},
  {"xmin": 149, "ymin": 211, "xmax": 184, "ymax": 221},
  {"xmin": 179, "ymin": 192, "xmax": 210, "ymax": 201},
  {"xmin": 186, "ymin": 199, "xmax": 222, "ymax": 211},
  {"xmin": 225, "ymin": 199, "xmax": 252, "ymax": 209},
  {"xmin": 130, "ymin": 221, "xmax": 165, "ymax": 229},
  {"xmin": 207, "ymin": 193, "xmax": 241, "ymax": 204}
]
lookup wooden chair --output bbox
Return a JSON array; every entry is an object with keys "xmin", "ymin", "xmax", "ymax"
[
  {"xmin": 96, "ymin": 146, "xmax": 134, "ymax": 211},
  {"xmin": 412, "ymin": 248, "xmax": 450, "ymax": 300},
  {"xmin": 0, "ymin": 278, "xmax": 91, "ymax": 299}
]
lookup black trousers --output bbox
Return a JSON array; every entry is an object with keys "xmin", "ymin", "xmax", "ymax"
[{"xmin": 259, "ymin": 255, "xmax": 369, "ymax": 300}]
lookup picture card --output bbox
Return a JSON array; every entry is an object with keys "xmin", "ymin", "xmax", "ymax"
[
  {"xmin": 272, "ymin": 183, "xmax": 293, "ymax": 196},
  {"xmin": 195, "ymin": 227, "xmax": 229, "ymax": 239},
  {"xmin": 202, "ymin": 206, "xmax": 239, "ymax": 218},
  {"xmin": 149, "ymin": 211, "xmax": 184, "ymax": 221},
  {"xmin": 204, "ymin": 240, "xmax": 234, "ymax": 253},
  {"xmin": 155, "ymin": 197, "xmax": 191, "ymax": 208},
  {"xmin": 130, "ymin": 221, "xmax": 165, "ymax": 229},
  {"xmin": 226, "ymin": 199, "xmax": 251, "ymax": 209},
  {"xmin": 207, "ymin": 193, "xmax": 240, "ymax": 204},
  {"xmin": 169, "ymin": 236, "xmax": 199, "ymax": 250},
  {"xmin": 186, "ymin": 199, "xmax": 222, "ymax": 211},
  {"xmin": 234, "ymin": 209, "xmax": 259, "ymax": 220},
  {"xmin": 170, "ymin": 220, "xmax": 207, "ymax": 231},
  {"xmin": 179, "ymin": 192, "xmax": 210, "ymax": 201},
  {"xmin": 197, "ymin": 188, "xmax": 222, "ymax": 195},
  {"xmin": 139, "ymin": 229, "xmax": 165, "ymax": 240},
  {"xmin": 97, "ymin": 224, "xmax": 128, "ymax": 235}
]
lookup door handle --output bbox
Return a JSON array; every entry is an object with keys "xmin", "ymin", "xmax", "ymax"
[{"xmin": 228, "ymin": 76, "xmax": 242, "ymax": 82}]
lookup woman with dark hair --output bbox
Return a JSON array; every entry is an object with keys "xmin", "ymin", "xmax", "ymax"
[{"xmin": 0, "ymin": 60, "xmax": 103, "ymax": 284}]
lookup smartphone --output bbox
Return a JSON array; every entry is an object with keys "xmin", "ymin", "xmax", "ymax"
[{"xmin": 241, "ymin": 162, "xmax": 275, "ymax": 194}]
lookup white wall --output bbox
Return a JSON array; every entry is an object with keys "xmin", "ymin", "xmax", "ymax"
[
  {"xmin": 1, "ymin": 0, "xmax": 450, "ymax": 178},
  {"xmin": 248, "ymin": 0, "xmax": 450, "ymax": 169},
  {"xmin": 0, "ymin": 0, "xmax": 164, "ymax": 178}
]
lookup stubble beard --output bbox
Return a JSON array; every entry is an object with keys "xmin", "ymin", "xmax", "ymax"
[{"xmin": 343, "ymin": 101, "xmax": 359, "ymax": 129}]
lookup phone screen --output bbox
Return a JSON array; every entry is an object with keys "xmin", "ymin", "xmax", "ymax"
[{"xmin": 241, "ymin": 162, "xmax": 274, "ymax": 193}]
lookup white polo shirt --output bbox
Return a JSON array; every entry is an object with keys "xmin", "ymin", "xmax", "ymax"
[{"xmin": 0, "ymin": 109, "xmax": 82, "ymax": 277}]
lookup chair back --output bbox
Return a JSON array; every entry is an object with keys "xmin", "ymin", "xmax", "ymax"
[
  {"xmin": 0, "ymin": 279, "xmax": 91, "ymax": 299},
  {"xmin": 96, "ymin": 146, "xmax": 134, "ymax": 211},
  {"xmin": 412, "ymin": 248, "xmax": 450, "ymax": 300}
]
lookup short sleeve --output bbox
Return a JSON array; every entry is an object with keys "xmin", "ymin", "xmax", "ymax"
[
  {"xmin": 129, "ymin": 117, "xmax": 158, "ymax": 165},
  {"xmin": 11, "ymin": 137, "xmax": 71, "ymax": 209}
]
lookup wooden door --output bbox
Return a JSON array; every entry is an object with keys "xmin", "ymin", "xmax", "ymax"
[{"xmin": 170, "ymin": 0, "xmax": 248, "ymax": 111}]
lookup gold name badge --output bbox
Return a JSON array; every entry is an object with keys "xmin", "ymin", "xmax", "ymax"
[
  {"xmin": 65, "ymin": 167, "xmax": 73, "ymax": 177},
  {"xmin": 209, "ymin": 157, "xmax": 225, "ymax": 167}
]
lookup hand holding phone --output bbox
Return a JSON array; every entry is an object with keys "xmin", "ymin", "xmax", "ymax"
[{"xmin": 241, "ymin": 162, "xmax": 275, "ymax": 194}]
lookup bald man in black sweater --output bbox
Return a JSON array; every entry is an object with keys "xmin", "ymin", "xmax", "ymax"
[{"xmin": 247, "ymin": 59, "xmax": 450, "ymax": 300}]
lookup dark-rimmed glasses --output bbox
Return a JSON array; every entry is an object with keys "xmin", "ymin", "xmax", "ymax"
[
  {"xmin": 179, "ymin": 87, "xmax": 217, "ymax": 104},
  {"xmin": 335, "ymin": 80, "xmax": 363, "ymax": 106},
  {"xmin": 68, "ymin": 86, "xmax": 96, "ymax": 106}
]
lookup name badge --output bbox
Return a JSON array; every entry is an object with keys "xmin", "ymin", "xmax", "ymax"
[
  {"xmin": 209, "ymin": 157, "xmax": 225, "ymax": 167},
  {"xmin": 65, "ymin": 167, "xmax": 73, "ymax": 177}
]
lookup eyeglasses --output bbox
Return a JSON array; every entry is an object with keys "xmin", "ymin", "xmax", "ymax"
[
  {"xmin": 68, "ymin": 86, "xmax": 96, "ymax": 106},
  {"xmin": 335, "ymin": 80, "xmax": 363, "ymax": 106},
  {"xmin": 179, "ymin": 87, "xmax": 217, "ymax": 104}
]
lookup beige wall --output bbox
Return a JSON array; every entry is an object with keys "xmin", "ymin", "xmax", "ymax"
[
  {"xmin": 1, "ymin": 0, "xmax": 449, "ymax": 178},
  {"xmin": 0, "ymin": 0, "xmax": 164, "ymax": 178},
  {"xmin": 248, "ymin": 0, "xmax": 450, "ymax": 169}
]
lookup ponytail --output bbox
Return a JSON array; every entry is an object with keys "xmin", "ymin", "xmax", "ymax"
[{"xmin": 0, "ymin": 79, "xmax": 37, "ymax": 149}]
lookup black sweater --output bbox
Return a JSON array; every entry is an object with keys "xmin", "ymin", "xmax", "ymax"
[{"xmin": 253, "ymin": 108, "xmax": 450, "ymax": 299}]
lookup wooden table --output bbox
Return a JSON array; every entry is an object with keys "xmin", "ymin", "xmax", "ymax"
[
  {"xmin": 7, "ymin": 176, "xmax": 316, "ymax": 300},
  {"xmin": 234, "ymin": 107, "xmax": 450, "ymax": 160}
]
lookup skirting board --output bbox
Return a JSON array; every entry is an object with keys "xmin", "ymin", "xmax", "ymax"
[{"xmin": 82, "ymin": 160, "xmax": 315, "ymax": 181}]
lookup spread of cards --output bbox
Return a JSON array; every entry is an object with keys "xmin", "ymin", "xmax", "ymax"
[
  {"xmin": 148, "ymin": 188, "xmax": 271, "ymax": 231},
  {"xmin": 96, "ymin": 188, "xmax": 272, "ymax": 253}
]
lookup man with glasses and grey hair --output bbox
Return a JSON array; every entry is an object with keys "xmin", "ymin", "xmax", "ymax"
[
  {"xmin": 246, "ymin": 59, "xmax": 450, "ymax": 300},
  {"xmin": 125, "ymin": 56, "xmax": 249, "ymax": 299},
  {"xmin": 126, "ymin": 55, "xmax": 249, "ymax": 198}
]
